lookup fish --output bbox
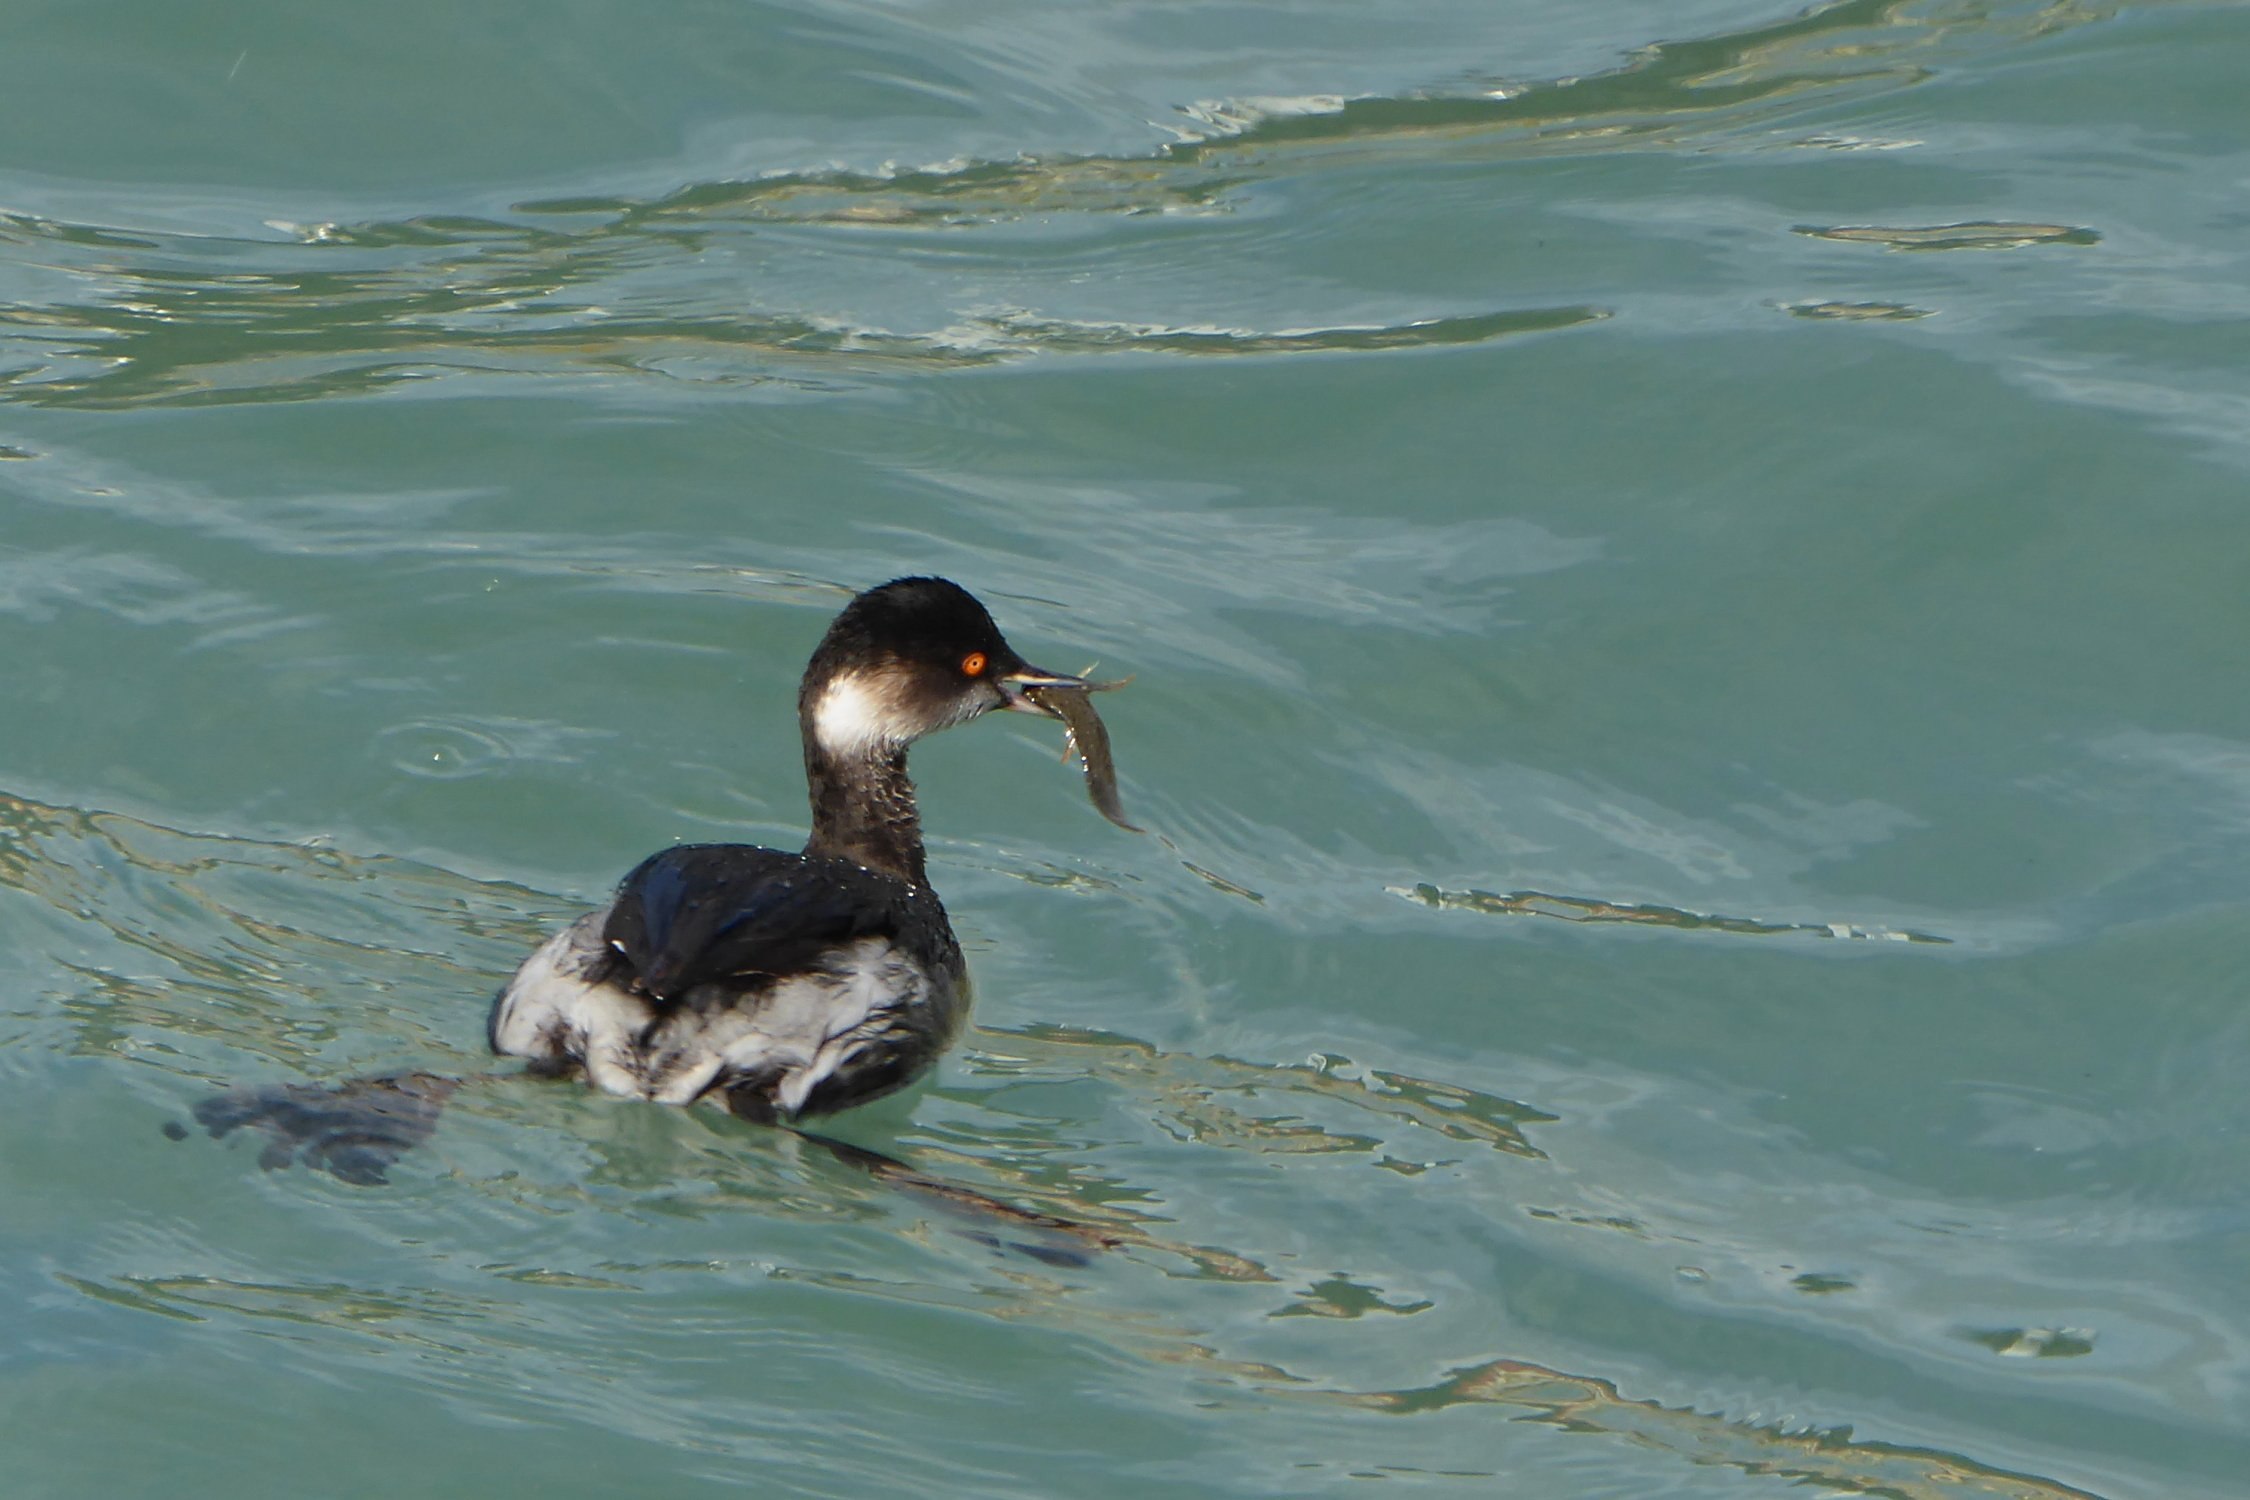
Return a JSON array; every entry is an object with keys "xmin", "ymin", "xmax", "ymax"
[{"xmin": 1026, "ymin": 678, "xmax": 1141, "ymax": 833}]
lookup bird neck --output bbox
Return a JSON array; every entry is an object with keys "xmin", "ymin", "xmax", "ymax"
[{"xmin": 802, "ymin": 736, "xmax": 928, "ymax": 886}]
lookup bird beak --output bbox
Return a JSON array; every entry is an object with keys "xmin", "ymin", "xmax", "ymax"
[
  {"xmin": 997, "ymin": 665, "xmax": 1091, "ymax": 717},
  {"xmin": 999, "ymin": 663, "xmax": 1132, "ymax": 717}
]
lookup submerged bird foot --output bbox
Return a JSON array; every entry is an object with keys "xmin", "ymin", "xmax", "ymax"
[
  {"xmin": 792, "ymin": 1129, "xmax": 1123, "ymax": 1269},
  {"xmin": 179, "ymin": 1072, "xmax": 460, "ymax": 1185}
]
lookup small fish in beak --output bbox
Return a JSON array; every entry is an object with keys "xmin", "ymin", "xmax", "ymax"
[{"xmin": 1019, "ymin": 673, "xmax": 1140, "ymax": 833}]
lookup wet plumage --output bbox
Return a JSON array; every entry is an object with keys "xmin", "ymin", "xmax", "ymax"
[{"xmin": 486, "ymin": 576, "xmax": 1128, "ymax": 1123}]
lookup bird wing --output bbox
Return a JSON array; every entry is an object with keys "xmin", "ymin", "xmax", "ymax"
[{"xmin": 601, "ymin": 844, "xmax": 900, "ymax": 1001}]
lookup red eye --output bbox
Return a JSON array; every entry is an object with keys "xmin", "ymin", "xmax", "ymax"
[{"xmin": 961, "ymin": 652, "xmax": 988, "ymax": 677}]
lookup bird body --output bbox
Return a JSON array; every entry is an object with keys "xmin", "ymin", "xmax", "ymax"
[{"xmin": 487, "ymin": 577, "xmax": 1111, "ymax": 1123}]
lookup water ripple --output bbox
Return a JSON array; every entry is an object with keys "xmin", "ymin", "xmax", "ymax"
[
  {"xmin": 7, "ymin": 785, "xmax": 2239, "ymax": 1492},
  {"xmin": 0, "ymin": 0, "xmax": 2118, "ymax": 408},
  {"xmin": 1798, "ymin": 220, "xmax": 2102, "ymax": 251}
]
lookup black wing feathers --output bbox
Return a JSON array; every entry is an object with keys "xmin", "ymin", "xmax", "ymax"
[{"xmin": 603, "ymin": 844, "xmax": 908, "ymax": 1000}]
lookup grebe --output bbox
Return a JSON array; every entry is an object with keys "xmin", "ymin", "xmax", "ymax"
[{"xmin": 486, "ymin": 575, "xmax": 1126, "ymax": 1124}]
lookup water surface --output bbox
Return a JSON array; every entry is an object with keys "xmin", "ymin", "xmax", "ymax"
[{"xmin": 5, "ymin": 2, "xmax": 2250, "ymax": 1495}]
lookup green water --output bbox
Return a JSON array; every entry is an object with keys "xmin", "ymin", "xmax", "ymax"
[{"xmin": 5, "ymin": 1, "xmax": 2249, "ymax": 1495}]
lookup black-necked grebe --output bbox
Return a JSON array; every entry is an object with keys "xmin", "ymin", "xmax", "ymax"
[{"xmin": 486, "ymin": 576, "xmax": 1126, "ymax": 1124}]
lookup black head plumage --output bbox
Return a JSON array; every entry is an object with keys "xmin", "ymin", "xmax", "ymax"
[
  {"xmin": 809, "ymin": 577, "xmax": 1025, "ymax": 678},
  {"xmin": 797, "ymin": 577, "xmax": 1041, "ymax": 751}
]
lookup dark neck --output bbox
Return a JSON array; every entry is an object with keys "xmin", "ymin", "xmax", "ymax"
[{"xmin": 802, "ymin": 737, "xmax": 927, "ymax": 886}]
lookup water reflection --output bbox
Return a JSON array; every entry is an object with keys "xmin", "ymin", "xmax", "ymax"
[
  {"xmin": 960, "ymin": 1023, "xmax": 1553, "ymax": 1163},
  {"xmin": 4, "ymin": 786, "xmax": 2139, "ymax": 1497},
  {"xmin": 1394, "ymin": 878, "xmax": 1951, "ymax": 943},
  {"xmin": 1797, "ymin": 221, "xmax": 2101, "ymax": 251},
  {"xmin": 1347, "ymin": 1357, "xmax": 2110, "ymax": 1500},
  {"xmin": 0, "ymin": 0, "xmax": 2115, "ymax": 409}
]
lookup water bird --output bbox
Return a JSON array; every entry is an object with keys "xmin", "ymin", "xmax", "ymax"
[
  {"xmin": 488, "ymin": 575, "xmax": 1130, "ymax": 1122},
  {"xmin": 187, "ymin": 577, "xmax": 1133, "ymax": 1197}
]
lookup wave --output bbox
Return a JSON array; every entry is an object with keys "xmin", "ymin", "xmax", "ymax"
[{"xmin": 0, "ymin": 0, "xmax": 2115, "ymax": 408}]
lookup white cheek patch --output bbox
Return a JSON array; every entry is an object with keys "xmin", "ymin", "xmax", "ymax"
[{"xmin": 812, "ymin": 672, "xmax": 913, "ymax": 756}]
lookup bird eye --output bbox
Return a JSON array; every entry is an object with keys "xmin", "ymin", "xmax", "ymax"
[{"xmin": 960, "ymin": 651, "xmax": 988, "ymax": 677}]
